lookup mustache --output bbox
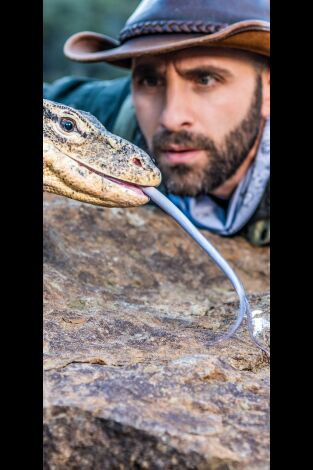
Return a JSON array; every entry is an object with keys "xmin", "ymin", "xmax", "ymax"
[{"xmin": 152, "ymin": 129, "xmax": 217, "ymax": 153}]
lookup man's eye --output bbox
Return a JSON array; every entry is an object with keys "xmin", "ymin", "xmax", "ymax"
[
  {"xmin": 197, "ymin": 76, "xmax": 216, "ymax": 86},
  {"xmin": 60, "ymin": 118, "xmax": 76, "ymax": 132},
  {"xmin": 138, "ymin": 76, "xmax": 162, "ymax": 87}
]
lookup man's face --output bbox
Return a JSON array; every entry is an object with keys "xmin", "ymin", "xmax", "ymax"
[{"xmin": 131, "ymin": 47, "xmax": 270, "ymax": 196}]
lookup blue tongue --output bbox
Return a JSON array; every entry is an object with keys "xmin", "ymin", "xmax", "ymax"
[{"xmin": 143, "ymin": 186, "xmax": 269, "ymax": 356}]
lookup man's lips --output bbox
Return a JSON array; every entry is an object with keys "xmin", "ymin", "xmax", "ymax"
[{"xmin": 160, "ymin": 146, "xmax": 203, "ymax": 164}]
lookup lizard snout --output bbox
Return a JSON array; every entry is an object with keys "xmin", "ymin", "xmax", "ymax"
[{"xmin": 125, "ymin": 148, "xmax": 162, "ymax": 187}]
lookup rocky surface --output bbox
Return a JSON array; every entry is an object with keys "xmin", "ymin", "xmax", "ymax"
[{"xmin": 43, "ymin": 193, "xmax": 270, "ymax": 470}]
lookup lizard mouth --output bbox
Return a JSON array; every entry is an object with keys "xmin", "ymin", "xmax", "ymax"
[{"xmin": 67, "ymin": 154, "xmax": 147, "ymax": 198}]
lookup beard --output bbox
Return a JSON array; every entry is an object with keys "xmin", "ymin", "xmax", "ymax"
[{"xmin": 150, "ymin": 75, "xmax": 263, "ymax": 197}]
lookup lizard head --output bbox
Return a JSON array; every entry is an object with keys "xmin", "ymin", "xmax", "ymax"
[{"xmin": 43, "ymin": 99, "xmax": 162, "ymax": 207}]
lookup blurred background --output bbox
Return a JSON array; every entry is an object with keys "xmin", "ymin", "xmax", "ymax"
[{"xmin": 43, "ymin": 0, "xmax": 141, "ymax": 83}]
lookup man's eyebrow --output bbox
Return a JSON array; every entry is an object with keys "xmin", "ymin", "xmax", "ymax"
[
  {"xmin": 132, "ymin": 63, "xmax": 233, "ymax": 80},
  {"xmin": 178, "ymin": 65, "xmax": 233, "ymax": 80}
]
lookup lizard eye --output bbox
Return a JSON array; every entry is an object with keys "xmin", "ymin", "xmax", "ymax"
[{"xmin": 60, "ymin": 117, "xmax": 76, "ymax": 132}]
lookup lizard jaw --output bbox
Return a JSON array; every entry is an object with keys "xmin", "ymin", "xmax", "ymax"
[{"xmin": 66, "ymin": 154, "xmax": 148, "ymax": 198}]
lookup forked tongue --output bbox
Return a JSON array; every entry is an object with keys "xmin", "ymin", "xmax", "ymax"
[{"xmin": 142, "ymin": 186, "xmax": 269, "ymax": 355}]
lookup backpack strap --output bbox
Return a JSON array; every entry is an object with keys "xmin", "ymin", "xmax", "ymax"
[
  {"xmin": 243, "ymin": 219, "xmax": 270, "ymax": 246},
  {"xmin": 240, "ymin": 180, "xmax": 270, "ymax": 246}
]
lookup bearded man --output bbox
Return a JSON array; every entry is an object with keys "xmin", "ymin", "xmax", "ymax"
[{"xmin": 44, "ymin": 0, "xmax": 270, "ymax": 246}]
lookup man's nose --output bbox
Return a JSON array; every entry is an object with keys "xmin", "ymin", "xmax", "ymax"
[{"xmin": 159, "ymin": 82, "xmax": 194, "ymax": 131}]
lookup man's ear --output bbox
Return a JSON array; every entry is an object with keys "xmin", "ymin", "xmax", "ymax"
[{"xmin": 261, "ymin": 68, "xmax": 270, "ymax": 119}]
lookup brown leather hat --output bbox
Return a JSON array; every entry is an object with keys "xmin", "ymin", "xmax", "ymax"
[{"xmin": 64, "ymin": 0, "xmax": 270, "ymax": 68}]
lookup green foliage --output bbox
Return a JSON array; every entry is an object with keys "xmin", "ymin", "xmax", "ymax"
[{"xmin": 43, "ymin": 0, "xmax": 140, "ymax": 83}]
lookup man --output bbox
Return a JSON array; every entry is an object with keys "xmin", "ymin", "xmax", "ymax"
[{"xmin": 44, "ymin": 0, "xmax": 270, "ymax": 246}]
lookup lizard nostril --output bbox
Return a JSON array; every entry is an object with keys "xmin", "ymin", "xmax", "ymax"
[{"xmin": 132, "ymin": 157, "xmax": 142, "ymax": 167}]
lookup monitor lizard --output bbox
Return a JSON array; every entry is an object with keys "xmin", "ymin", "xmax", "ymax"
[{"xmin": 43, "ymin": 99, "xmax": 161, "ymax": 207}]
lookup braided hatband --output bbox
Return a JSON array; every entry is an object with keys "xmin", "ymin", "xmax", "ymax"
[{"xmin": 119, "ymin": 20, "xmax": 228, "ymax": 43}]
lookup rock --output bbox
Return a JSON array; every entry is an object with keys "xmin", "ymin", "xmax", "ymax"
[{"xmin": 43, "ymin": 194, "xmax": 270, "ymax": 470}]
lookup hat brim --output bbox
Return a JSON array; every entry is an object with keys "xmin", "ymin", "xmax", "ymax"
[{"xmin": 64, "ymin": 20, "xmax": 270, "ymax": 68}]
